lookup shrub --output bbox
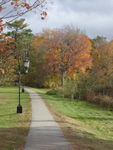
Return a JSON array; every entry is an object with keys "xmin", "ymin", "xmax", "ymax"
[
  {"xmin": 63, "ymin": 78, "xmax": 80, "ymax": 99},
  {"xmin": 46, "ymin": 90, "xmax": 58, "ymax": 95},
  {"xmin": 84, "ymin": 90, "xmax": 99, "ymax": 103},
  {"xmin": 100, "ymin": 95, "xmax": 113, "ymax": 109},
  {"xmin": 84, "ymin": 90, "xmax": 113, "ymax": 109},
  {"xmin": 57, "ymin": 87, "xmax": 65, "ymax": 97}
]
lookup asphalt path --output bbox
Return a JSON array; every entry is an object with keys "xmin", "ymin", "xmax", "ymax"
[{"xmin": 24, "ymin": 88, "xmax": 72, "ymax": 150}]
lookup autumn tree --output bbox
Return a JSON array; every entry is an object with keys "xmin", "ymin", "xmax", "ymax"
[
  {"xmin": 22, "ymin": 29, "xmax": 61, "ymax": 88},
  {"xmin": 89, "ymin": 39, "xmax": 113, "ymax": 90},
  {"xmin": 23, "ymin": 32, "xmax": 54, "ymax": 87},
  {"xmin": 77, "ymin": 37, "xmax": 113, "ymax": 107},
  {"xmin": 44, "ymin": 26, "xmax": 92, "ymax": 86},
  {"xmin": 80, "ymin": 36, "xmax": 113, "ymax": 94},
  {"xmin": 0, "ymin": 36, "xmax": 15, "ymax": 83}
]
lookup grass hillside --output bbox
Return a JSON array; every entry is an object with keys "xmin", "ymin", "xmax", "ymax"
[
  {"xmin": 0, "ymin": 86, "xmax": 31, "ymax": 150},
  {"xmin": 32, "ymin": 88, "xmax": 113, "ymax": 150}
]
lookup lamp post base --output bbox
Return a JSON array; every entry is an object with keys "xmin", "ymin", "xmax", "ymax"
[
  {"xmin": 22, "ymin": 88, "xmax": 24, "ymax": 93},
  {"xmin": 17, "ymin": 105, "xmax": 22, "ymax": 114}
]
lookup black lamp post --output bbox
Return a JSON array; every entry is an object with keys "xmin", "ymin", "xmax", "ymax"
[
  {"xmin": 17, "ymin": 57, "xmax": 29, "ymax": 114},
  {"xmin": 17, "ymin": 56, "xmax": 22, "ymax": 114}
]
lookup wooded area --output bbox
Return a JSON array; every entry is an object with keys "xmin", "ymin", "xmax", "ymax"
[{"xmin": 1, "ymin": 20, "xmax": 113, "ymax": 109}]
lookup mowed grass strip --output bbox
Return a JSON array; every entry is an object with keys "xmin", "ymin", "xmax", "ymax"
[
  {"xmin": 32, "ymin": 88, "xmax": 113, "ymax": 150},
  {"xmin": 0, "ymin": 86, "xmax": 31, "ymax": 150}
]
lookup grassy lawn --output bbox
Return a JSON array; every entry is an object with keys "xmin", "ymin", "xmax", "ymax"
[
  {"xmin": 32, "ymin": 88, "xmax": 113, "ymax": 150},
  {"xmin": 0, "ymin": 86, "xmax": 31, "ymax": 150}
]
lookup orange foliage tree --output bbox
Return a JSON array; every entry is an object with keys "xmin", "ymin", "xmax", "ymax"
[
  {"xmin": 44, "ymin": 27, "xmax": 92, "ymax": 86},
  {"xmin": 0, "ymin": 36, "xmax": 15, "ymax": 80},
  {"xmin": 26, "ymin": 33, "xmax": 54, "ymax": 88}
]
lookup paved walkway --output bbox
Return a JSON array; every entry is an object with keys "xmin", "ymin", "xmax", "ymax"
[{"xmin": 24, "ymin": 88, "xmax": 72, "ymax": 150}]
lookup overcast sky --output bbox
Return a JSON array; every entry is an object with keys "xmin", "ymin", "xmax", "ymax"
[{"xmin": 5, "ymin": 0, "xmax": 113, "ymax": 41}]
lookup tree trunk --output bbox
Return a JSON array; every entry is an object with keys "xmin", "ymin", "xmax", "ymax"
[
  {"xmin": 71, "ymin": 92, "xmax": 74, "ymax": 101},
  {"xmin": 61, "ymin": 71, "xmax": 65, "ymax": 87}
]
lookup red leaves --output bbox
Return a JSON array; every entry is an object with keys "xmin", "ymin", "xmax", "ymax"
[
  {"xmin": 11, "ymin": 2, "xmax": 14, "ymax": 5},
  {"xmin": 41, "ymin": 17, "xmax": 45, "ymax": 20},
  {"xmin": 41, "ymin": 11, "xmax": 47, "ymax": 20},
  {"xmin": 26, "ymin": 4, "xmax": 30, "ymax": 9},
  {"xmin": 0, "ymin": 6, "xmax": 3, "ymax": 12},
  {"xmin": 0, "ymin": 19, "xmax": 3, "ymax": 25},
  {"xmin": 20, "ymin": 1, "xmax": 30, "ymax": 9},
  {"xmin": 44, "ymin": 30, "xmax": 92, "ymax": 78},
  {"xmin": 42, "ymin": 11, "xmax": 47, "ymax": 16},
  {"xmin": 0, "ymin": 26, "xmax": 3, "ymax": 31},
  {"xmin": 0, "ymin": 19, "xmax": 4, "ymax": 31}
]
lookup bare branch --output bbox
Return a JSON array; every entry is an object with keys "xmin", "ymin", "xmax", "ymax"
[{"xmin": 0, "ymin": 0, "xmax": 50, "ymax": 28}]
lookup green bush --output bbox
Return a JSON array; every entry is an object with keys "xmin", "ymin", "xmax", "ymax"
[
  {"xmin": 57, "ymin": 87, "xmax": 64, "ymax": 97},
  {"xmin": 46, "ymin": 90, "xmax": 58, "ymax": 95}
]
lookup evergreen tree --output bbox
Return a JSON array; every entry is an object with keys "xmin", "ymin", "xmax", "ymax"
[{"xmin": 6, "ymin": 18, "xmax": 33, "ymax": 57}]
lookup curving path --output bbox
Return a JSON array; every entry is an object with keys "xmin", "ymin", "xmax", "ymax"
[{"xmin": 24, "ymin": 88, "xmax": 72, "ymax": 150}]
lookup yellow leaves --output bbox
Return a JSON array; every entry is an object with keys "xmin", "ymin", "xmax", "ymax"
[
  {"xmin": 106, "ymin": 40, "xmax": 113, "ymax": 56},
  {"xmin": 58, "ymin": 48, "xmax": 61, "ymax": 52},
  {"xmin": 80, "ymin": 67, "xmax": 86, "ymax": 74},
  {"xmin": 31, "ymin": 36, "xmax": 43, "ymax": 47},
  {"xmin": 71, "ymin": 73, "xmax": 79, "ymax": 80}
]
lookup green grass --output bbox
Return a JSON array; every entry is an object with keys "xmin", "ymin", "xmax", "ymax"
[
  {"xmin": 0, "ymin": 86, "xmax": 31, "ymax": 150},
  {"xmin": 32, "ymin": 88, "xmax": 113, "ymax": 150}
]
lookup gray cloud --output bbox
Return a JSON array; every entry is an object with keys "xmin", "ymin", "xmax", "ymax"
[
  {"xmin": 56, "ymin": 0, "xmax": 113, "ymax": 14},
  {"xmin": 3, "ymin": 0, "xmax": 113, "ymax": 41}
]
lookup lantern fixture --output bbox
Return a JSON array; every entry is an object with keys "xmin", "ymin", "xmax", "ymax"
[{"xmin": 23, "ymin": 59, "xmax": 29, "ymax": 73}]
